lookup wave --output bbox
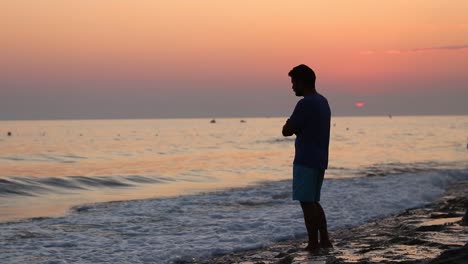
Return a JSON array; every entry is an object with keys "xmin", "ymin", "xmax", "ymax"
[
  {"xmin": 0, "ymin": 175, "xmax": 174, "ymax": 197},
  {"xmin": 360, "ymin": 161, "xmax": 466, "ymax": 177},
  {"xmin": 0, "ymin": 154, "xmax": 84, "ymax": 163},
  {"xmin": 1, "ymin": 169, "xmax": 467, "ymax": 263},
  {"xmin": 324, "ymin": 161, "xmax": 467, "ymax": 179},
  {"xmin": 1, "ymin": 161, "xmax": 465, "ymax": 198}
]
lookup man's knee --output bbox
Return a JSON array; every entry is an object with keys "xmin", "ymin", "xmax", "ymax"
[{"xmin": 300, "ymin": 201, "xmax": 320, "ymax": 212}]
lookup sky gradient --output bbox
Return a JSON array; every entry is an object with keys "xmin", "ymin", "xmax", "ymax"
[{"xmin": 1, "ymin": 1, "xmax": 468, "ymax": 119}]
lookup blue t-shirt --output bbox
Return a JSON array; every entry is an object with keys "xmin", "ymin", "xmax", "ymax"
[{"xmin": 288, "ymin": 93, "xmax": 331, "ymax": 170}]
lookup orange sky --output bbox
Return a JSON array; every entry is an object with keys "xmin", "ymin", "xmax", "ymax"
[{"xmin": 1, "ymin": 1, "xmax": 468, "ymax": 118}]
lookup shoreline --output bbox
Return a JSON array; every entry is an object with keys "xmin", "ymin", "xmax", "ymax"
[{"xmin": 190, "ymin": 180, "xmax": 468, "ymax": 264}]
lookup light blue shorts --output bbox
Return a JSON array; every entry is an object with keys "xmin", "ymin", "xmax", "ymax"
[{"xmin": 293, "ymin": 164, "xmax": 324, "ymax": 202}]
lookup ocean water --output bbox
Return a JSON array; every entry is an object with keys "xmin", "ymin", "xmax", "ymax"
[{"xmin": 0, "ymin": 116, "xmax": 467, "ymax": 263}]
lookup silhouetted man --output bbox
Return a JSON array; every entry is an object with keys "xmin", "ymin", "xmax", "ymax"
[{"xmin": 282, "ymin": 64, "xmax": 333, "ymax": 251}]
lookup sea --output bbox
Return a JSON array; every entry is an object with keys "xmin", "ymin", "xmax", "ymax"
[{"xmin": 1, "ymin": 116, "xmax": 467, "ymax": 263}]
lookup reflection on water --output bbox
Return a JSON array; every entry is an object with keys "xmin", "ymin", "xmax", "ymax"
[{"xmin": 0, "ymin": 116, "xmax": 467, "ymax": 222}]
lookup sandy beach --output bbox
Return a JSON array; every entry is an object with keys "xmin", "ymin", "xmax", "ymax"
[{"xmin": 190, "ymin": 180, "xmax": 468, "ymax": 264}]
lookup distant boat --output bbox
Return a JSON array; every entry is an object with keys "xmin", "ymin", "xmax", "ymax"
[{"xmin": 210, "ymin": 119, "xmax": 216, "ymax": 124}]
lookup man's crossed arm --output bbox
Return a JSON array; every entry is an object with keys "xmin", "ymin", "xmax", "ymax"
[{"xmin": 282, "ymin": 119, "xmax": 295, "ymax": 137}]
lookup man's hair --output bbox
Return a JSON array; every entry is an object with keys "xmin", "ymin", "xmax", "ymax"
[{"xmin": 288, "ymin": 64, "xmax": 316, "ymax": 88}]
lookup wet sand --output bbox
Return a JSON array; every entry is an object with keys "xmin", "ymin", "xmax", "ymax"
[{"xmin": 187, "ymin": 180, "xmax": 468, "ymax": 264}]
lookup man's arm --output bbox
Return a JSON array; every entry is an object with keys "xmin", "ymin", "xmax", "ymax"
[
  {"xmin": 283, "ymin": 100, "xmax": 305, "ymax": 137},
  {"xmin": 282, "ymin": 119, "xmax": 295, "ymax": 137}
]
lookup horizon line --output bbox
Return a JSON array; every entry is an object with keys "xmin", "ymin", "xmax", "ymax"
[{"xmin": 1, "ymin": 113, "xmax": 467, "ymax": 122}]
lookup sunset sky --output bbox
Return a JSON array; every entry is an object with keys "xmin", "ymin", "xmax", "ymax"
[{"xmin": 1, "ymin": 1, "xmax": 467, "ymax": 119}]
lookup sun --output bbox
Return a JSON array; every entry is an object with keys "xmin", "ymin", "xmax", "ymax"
[{"xmin": 355, "ymin": 102, "xmax": 365, "ymax": 108}]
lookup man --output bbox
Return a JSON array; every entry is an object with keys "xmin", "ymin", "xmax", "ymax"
[{"xmin": 282, "ymin": 64, "xmax": 333, "ymax": 251}]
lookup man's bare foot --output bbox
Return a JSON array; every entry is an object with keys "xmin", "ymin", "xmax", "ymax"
[
  {"xmin": 320, "ymin": 240, "xmax": 333, "ymax": 249},
  {"xmin": 303, "ymin": 243, "xmax": 321, "ymax": 253}
]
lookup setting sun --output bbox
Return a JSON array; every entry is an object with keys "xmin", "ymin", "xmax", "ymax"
[{"xmin": 355, "ymin": 102, "xmax": 365, "ymax": 108}]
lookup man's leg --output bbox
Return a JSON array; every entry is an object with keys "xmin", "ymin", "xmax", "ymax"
[
  {"xmin": 300, "ymin": 202, "xmax": 319, "ymax": 251},
  {"xmin": 316, "ymin": 202, "xmax": 333, "ymax": 248}
]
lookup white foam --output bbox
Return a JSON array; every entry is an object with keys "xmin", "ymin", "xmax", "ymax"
[{"xmin": 1, "ymin": 170, "xmax": 467, "ymax": 263}]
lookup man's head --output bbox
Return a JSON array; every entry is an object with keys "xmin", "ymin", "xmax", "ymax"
[{"xmin": 288, "ymin": 64, "xmax": 316, "ymax": 96}]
